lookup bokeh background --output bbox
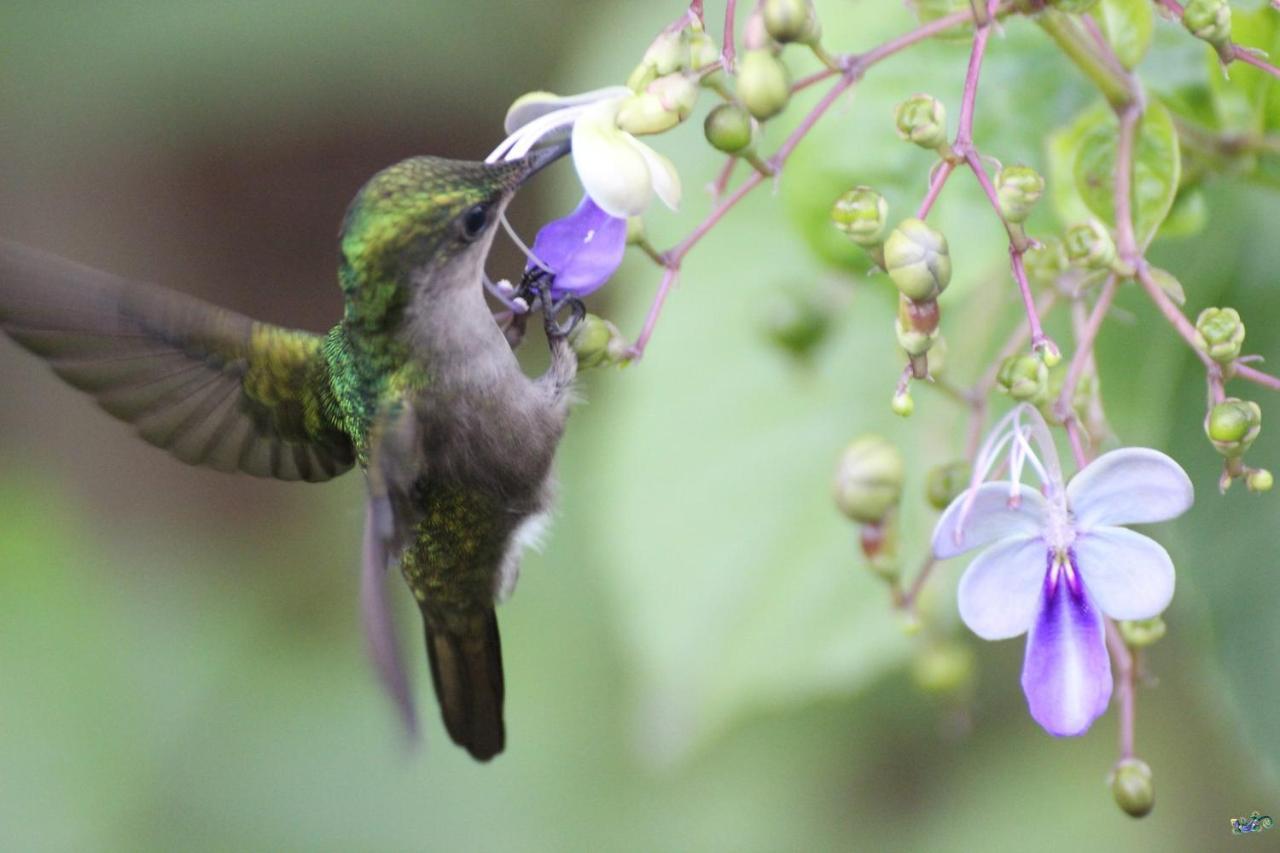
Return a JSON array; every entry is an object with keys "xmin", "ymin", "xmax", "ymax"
[{"xmin": 2, "ymin": 2, "xmax": 1279, "ymax": 850}]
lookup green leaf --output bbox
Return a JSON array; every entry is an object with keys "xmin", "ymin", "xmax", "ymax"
[
  {"xmin": 1095, "ymin": 0, "xmax": 1154, "ymax": 70},
  {"xmin": 1047, "ymin": 101, "xmax": 1109, "ymax": 228},
  {"xmin": 1073, "ymin": 98, "xmax": 1181, "ymax": 246}
]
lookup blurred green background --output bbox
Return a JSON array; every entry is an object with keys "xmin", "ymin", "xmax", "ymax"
[{"xmin": 2, "ymin": 2, "xmax": 1279, "ymax": 850}]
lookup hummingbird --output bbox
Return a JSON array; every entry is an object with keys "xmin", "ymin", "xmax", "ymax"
[{"xmin": 0, "ymin": 143, "xmax": 579, "ymax": 761}]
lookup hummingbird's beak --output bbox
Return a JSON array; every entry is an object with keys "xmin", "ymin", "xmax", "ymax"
[{"xmin": 517, "ymin": 139, "xmax": 572, "ymax": 187}]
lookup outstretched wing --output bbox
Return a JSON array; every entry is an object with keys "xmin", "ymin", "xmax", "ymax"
[{"xmin": 0, "ymin": 240, "xmax": 355, "ymax": 482}]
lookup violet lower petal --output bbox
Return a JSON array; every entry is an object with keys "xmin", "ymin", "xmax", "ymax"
[
  {"xmin": 1021, "ymin": 557, "xmax": 1112, "ymax": 737},
  {"xmin": 1066, "ymin": 447, "xmax": 1194, "ymax": 530},
  {"xmin": 956, "ymin": 535, "xmax": 1048, "ymax": 640},
  {"xmin": 529, "ymin": 195, "xmax": 627, "ymax": 297},
  {"xmin": 1073, "ymin": 526, "xmax": 1176, "ymax": 620},
  {"xmin": 933, "ymin": 481, "xmax": 1048, "ymax": 559}
]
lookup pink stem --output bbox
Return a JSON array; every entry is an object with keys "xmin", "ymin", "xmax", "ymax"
[
  {"xmin": 1235, "ymin": 362, "xmax": 1280, "ymax": 392},
  {"xmin": 709, "ymin": 155, "xmax": 737, "ymax": 201},
  {"xmin": 1113, "ymin": 106, "xmax": 1141, "ymax": 258},
  {"xmin": 1234, "ymin": 48, "xmax": 1280, "ymax": 81},
  {"xmin": 916, "ymin": 160, "xmax": 956, "ymax": 219},
  {"xmin": 722, "ymin": 0, "xmax": 737, "ymax": 71},
  {"xmin": 1104, "ymin": 620, "xmax": 1136, "ymax": 760},
  {"xmin": 1057, "ymin": 275, "xmax": 1118, "ymax": 419}
]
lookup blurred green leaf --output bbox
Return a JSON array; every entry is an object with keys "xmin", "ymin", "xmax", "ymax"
[{"xmin": 1096, "ymin": 0, "xmax": 1154, "ymax": 70}]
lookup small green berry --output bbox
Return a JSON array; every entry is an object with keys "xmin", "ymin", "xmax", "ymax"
[
  {"xmin": 832, "ymin": 436, "xmax": 905, "ymax": 524},
  {"xmin": 926, "ymin": 462, "xmax": 970, "ymax": 510},
  {"xmin": 891, "ymin": 390, "xmax": 915, "ymax": 417},
  {"xmin": 704, "ymin": 103, "xmax": 755, "ymax": 154},
  {"xmin": 1206, "ymin": 398, "xmax": 1262, "ymax": 457},
  {"xmin": 1118, "ymin": 617, "xmax": 1167, "ymax": 647},
  {"xmin": 737, "ymin": 50, "xmax": 791, "ymax": 121},
  {"xmin": 1247, "ymin": 468, "xmax": 1274, "ymax": 493},
  {"xmin": 1112, "ymin": 759, "xmax": 1155, "ymax": 819},
  {"xmin": 762, "ymin": 0, "xmax": 821, "ymax": 45}
]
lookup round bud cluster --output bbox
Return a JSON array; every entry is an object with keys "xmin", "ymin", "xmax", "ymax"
[
  {"xmin": 1118, "ymin": 617, "xmax": 1167, "ymax": 648},
  {"xmin": 704, "ymin": 103, "xmax": 757, "ymax": 154},
  {"xmin": 885, "ymin": 218, "xmax": 952, "ymax": 302},
  {"xmin": 1205, "ymin": 398, "xmax": 1262, "ymax": 458},
  {"xmin": 1182, "ymin": 0, "xmax": 1232, "ymax": 52},
  {"xmin": 1194, "ymin": 307, "xmax": 1245, "ymax": 366},
  {"xmin": 1064, "ymin": 220, "xmax": 1117, "ymax": 270},
  {"xmin": 737, "ymin": 50, "xmax": 791, "ymax": 120},
  {"xmin": 831, "ymin": 186, "xmax": 889, "ymax": 247},
  {"xmin": 832, "ymin": 436, "xmax": 905, "ymax": 524},
  {"xmin": 995, "ymin": 165, "xmax": 1044, "ymax": 224},
  {"xmin": 1112, "ymin": 759, "xmax": 1155, "ymax": 818},
  {"xmin": 1024, "ymin": 237, "xmax": 1068, "ymax": 287},
  {"xmin": 925, "ymin": 461, "xmax": 970, "ymax": 511},
  {"xmin": 997, "ymin": 354, "xmax": 1049, "ymax": 402},
  {"xmin": 569, "ymin": 313, "xmax": 629, "ymax": 369},
  {"xmin": 894, "ymin": 94, "xmax": 948, "ymax": 150},
  {"xmin": 763, "ymin": 0, "xmax": 821, "ymax": 45}
]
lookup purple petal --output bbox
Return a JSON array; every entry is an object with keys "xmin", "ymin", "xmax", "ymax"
[
  {"xmin": 1074, "ymin": 526, "xmax": 1175, "ymax": 620},
  {"xmin": 956, "ymin": 536, "xmax": 1048, "ymax": 640},
  {"xmin": 362, "ymin": 499, "xmax": 418, "ymax": 738},
  {"xmin": 1066, "ymin": 447, "xmax": 1194, "ymax": 530},
  {"xmin": 932, "ymin": 482, "xmax": 1048, "ymax": 559},
  {"xmin": 1021, "ymin": 556, "xmax": 1112, "ymax": 736},
  {"xmin": 529, "ymin": 195, "xmax": 627, "ymax": 298}
]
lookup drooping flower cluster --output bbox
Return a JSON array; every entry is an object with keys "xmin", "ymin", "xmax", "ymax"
[{"xmin": 932, "ymin": 405, "xmax": 1193, "ymax": 736}]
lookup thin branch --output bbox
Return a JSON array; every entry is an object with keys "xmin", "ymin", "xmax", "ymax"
[{"xmin": 1105, "ymin": 620, "xmax": 1137, "ymax": 760}]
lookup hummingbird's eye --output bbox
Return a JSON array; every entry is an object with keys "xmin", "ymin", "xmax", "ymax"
[{"xmin": 459, "ymin": 203, "xmax": 492, "ymax": 242}]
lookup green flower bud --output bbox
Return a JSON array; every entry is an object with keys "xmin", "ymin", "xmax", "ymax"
[
  {"xmin": 1146, "ymin": 267, "xmax": 1186, "ymax": 307},
  {"xmin": 704, "ymin": 103, "xmax": 756, "ymax": 154},
  {"xmin": 1206, "ymin": 398, "xmax": 1262, "ymax": 457},
  {"xmin": 891, "ymin": 390, "xmax": 915, "ymax": 417},
  {"xmin": 884, "ymin": 218, "xmax": 952, "ymax": 302},
  {"xmin": 687, "ymin": 30, "xmax": 720, "ymax": 71},
  {"xmin": 895, "ymin": 295, "xmax": 940, "ymax": 357},
  {"xmin": 912, "ymin": 643, "xmax": 975, "ymax": 695},
  {"xmin": 1112, "ymin": 758, "xmax": 1155, "ymax": 819},
  {"xmin": 1040, "ymin": 362, "xmax": 1098, "ymax": 425},
  {"xmin": 648, "ymin": 73, "xmax": 699, "ymax": 121},
  {"xmin": 832, "ymin": 436, "xmax": 905, "ymax": 524},
  {"xmin": 998, "ymin": 354, "xmax": 1049, "ymax": 402},
  {"xmin": 762, "ymin": 0, "xmax": 821, "ymax": 45},
  {"xmin": 1194, "ymin": 307, "xmax": 1245, "ymax": 365},
  {"xmin": 1064, "ymin": 220, "xmax": 1117, "ymax": 270},
  {"xmin": 1050, "ymin": 0, "xmax": 1101, "ymax": 13},
  {"xmin": 616, "ymin": 92, "xmax": 680, "ymax": 135},
  {"xmin": 1024, "ymin": 237, "xmax": 1068, "ymax": 287},
  {"xmin": 1118, "ymin": 617, "xmax": 1167, "ymax": 647},
  {"xmin": 895, "ymin": 315, "xmax": 939, "ymax": 357},
  {"xmin": 831, "ymin": 186, "xmax": 889, "ymax": 247},
  {"xmin": 995, "ymin": 165, "xmax": 1045, "ymax": 224},
  {"xmin": 626, "ymin": 62, "xmax": 658, "ymax": 93},
  {"xmin": 926, "ymin": 462, "xmax": 971, "ymax": 510},
  {"xmin": 1247, "ymin": 468, "xmax": 1274, "ymax": 493},
  {"xmin": 642, "ymin": 29, "xmax": 690, "ymax": 76},
  {"xmin": 737, "ymin": 50, "xmax": 791, "ymax": 121},
  {"xmin": 764, "ymin": 288, "xmax": 832, "ymax": 360},
  {"xmin": 895, "ymin": 94, "xmax": 948, "ymax": 150},
  {"xmin": 569, "ymin": 313, "xmax": 626, "ymax": 369},
  {"xmin": 1182, "ymin": 0, "xmax": 1231, "ymax": 47}
]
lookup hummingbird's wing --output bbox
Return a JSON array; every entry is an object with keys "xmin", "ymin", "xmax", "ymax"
[{"xmin": 0, "ymin": 240, "xmax": 355, "ymax": 482}]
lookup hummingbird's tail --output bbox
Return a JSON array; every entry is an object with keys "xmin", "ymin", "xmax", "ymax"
[{"xmin": 423, "ymin": 609, "xmax": 505, "ymax": 761}]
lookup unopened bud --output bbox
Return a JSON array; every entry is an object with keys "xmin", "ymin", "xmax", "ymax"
[
  {"xmin": 763, "ymin": 0, "xmax": 821, "ymax": 45},
  {"xmin": 737, "ymin": 50, "xmax": 791, "ymax": 120},
  {"xmin": 1064, "ymin": 220, "xmax": 1117, "ymax": 270},
  {"xmin": 626, "ymin": 62, "xmax": 658, "ymax": 93},
  {"xmin": 616, "ymin": 92, "xmax": 679, "ymax": 135},
  {"xmin": 895, "ymin": 297, "xmax": 940, "ymax": 357},
  {"xmin": 688, "ymin": 30, "xmax": 720, "ymax": 71},
  {"xmin": 998, "ymin": 354, "xmax": 1049, "ymax": 401},
  {"xmin": 831, "ymin": 186, "xmax": 889, "ymax": 247},
  {"xmin": 1206, "ymin": 398, "xmax": 1262, "ymax": 457},
  {"xmin": 895, "ymin": 94, "xmax": 948, "ymax": 150},
  {"xmin": 704, "ymin": 103, "xmax": 756, "ymax": 154},
  {"xmin": 1247, "ymin": 468, "xmax": 1274, "ymax": 493},
  {"xmin": 926, "ymin": 462, "xmax": 970, "ymax": 510},
  {"xmin": 1118, "ymin": 617, "xmax": 1167, "ymax": 647},
  {"xmin": 884, "ymin": 218, "xmax": 952, "ymax": 302},
  {"xmin": 642, "ymin": 29, "xmax": 690, "ymax": 76},
  {"xmin": 832, "ymin": 436, "xmax": 905, "ymax": 524},
  {"xmin": 995, "ymin": 165, "xmax": 1045, "ymax": 224},
  {"xmin": 1112, "ymin": 758, "xmax": 1155, "ymax": 818},
  {"xmin": 891, "ymin": 389, "xmax": 915, "ymax": 417},
  {"xmin": 912, "ymin": 643, "xmax": 975, "ymax": 695},
  {"xmin": 1182, "ymin": 0, "xmax": 1231, "ymax": 48},
  {"xmin": 1194, "ymin": 306, "xmax": 1245, "ymax": 365},
  {"xmin": 1024, "ymin": 237, "xmax": 1068, "ymax": 287},
  {"xmin": 648, "ymin": 73, "xmax": 699, "ymax": 120},
  {"xmin": 569, "ymin": 313, "xmax": 626, "ymax": 369}
]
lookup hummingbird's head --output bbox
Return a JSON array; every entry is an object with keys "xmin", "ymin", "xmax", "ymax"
[{"xmin": 338, "ymin": 146, "xmax": 565, "ymax": 315}]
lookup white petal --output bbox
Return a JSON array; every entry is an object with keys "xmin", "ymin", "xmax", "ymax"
[
  {"xmin": 932, "ymin": 482, "xmax": 1048, "ymax": 559},
  {"xmin": 571, "ymin": 103, "xmax": 654, "ymax": 217},
  {"xmin": 503, "ymin": 87, "xmax": 632, "ymax": 134},
  {"xmin": 629, "ymin": 135, "xmax": 682, "ymax": 210},
  {"xmin": 1073, "ymin": 526, "xmax": 1175, "ymax": 620},
  {"xmin": 1067, "ymin": 447, "xmax": 1193, "ymax": 530},
  {"xmin": 957, "ymin": 536, "xmax": 1048, "ymax": 640}
]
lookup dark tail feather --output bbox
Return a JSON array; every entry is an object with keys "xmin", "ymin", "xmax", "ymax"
[{"xmin": 423, "ymin": 609, "xmax": 505, "ymax": 761}]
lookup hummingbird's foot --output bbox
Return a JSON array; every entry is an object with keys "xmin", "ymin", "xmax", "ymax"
[
  {"xmin": 518, "ymin": 268, "xmax": 583, "ymax": 340},
  {"xmin": 545, "ymin": 296, "xmax": 585, "ymax": 339}
]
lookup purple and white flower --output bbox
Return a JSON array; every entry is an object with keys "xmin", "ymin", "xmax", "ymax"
[{"xmin": 932, "ymin": 405, "xmax": 1193, "ymax": 737}]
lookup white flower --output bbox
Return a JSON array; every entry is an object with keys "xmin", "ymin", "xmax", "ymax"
[{"xmin": 487, "ymin": 87, "xmax": 681, "ymax": 218}]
